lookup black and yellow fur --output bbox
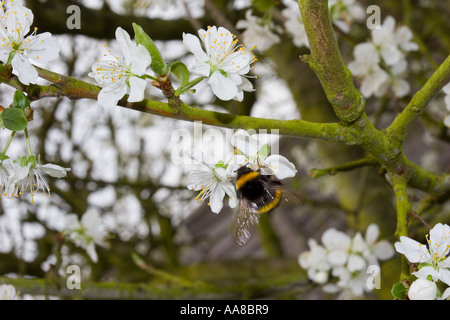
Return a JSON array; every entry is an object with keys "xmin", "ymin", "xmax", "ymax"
[{"xmin": 235, "ymin": 165, "xmax": 283, "ymax": 214}]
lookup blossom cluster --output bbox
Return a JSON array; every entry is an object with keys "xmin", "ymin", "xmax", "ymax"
[
  {"xmin": 348, "ymin": 16, "xmax": 418, "ymax": 98},
  {"xmin": 89, "ymin": 24, "xmax": 256, "ymax": 107},
  {"xmin": 395, "ymin": 223, "xmax": 450, "ymax": 300},
  {"xmin": 0, "ymin": 2, "xmax": 71, "ymax": 203},
  {"xmin": 185, "ymin": 129, "xmax": 297, "ymax": 214},
  {"xmin": 298, "ymin": 224, "xmax": 394, "ymax": 299}
]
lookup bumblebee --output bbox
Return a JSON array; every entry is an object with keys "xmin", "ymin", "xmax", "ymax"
[{"xmin": 232, "ymin": 165, "xmax": 298, "ymax": 245}]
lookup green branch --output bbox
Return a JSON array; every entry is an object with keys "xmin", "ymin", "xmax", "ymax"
[
  {"xmin": 391, "ymin": 175, "xmax": 412, "ymax": 281},
  {"xmin": 298, "ymin": 0, "xmax": 365, "ymax": 123},
  {"xmin": 388, "ymin": 54, "xmax": 450, "ymax": 144},
  {"xmin": 310, "ymin": 157, "xmax": 377, "ymax": 179},
  {"xmin": 0, "ymin": 65, "xmax": 355, "ymax": 145},
  {"xmin": 391, "ymin": 175, "xmax": 411, "ymax": 239}
]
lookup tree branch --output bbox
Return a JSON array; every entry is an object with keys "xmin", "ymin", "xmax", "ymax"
[
  {"xmin": 391, "ymin": 175, "xmax": 412, "ymax": 282},
  {"xmin": 388, "ymin": 54, "xmax": 450, "ymax": 144},
  {"xmin": 0, "ymin": 65, "xmax": 353, "ymax": 145},
  {"xmin": 309, "ymin": 157, "xmax": 377, "ymax": 179},
  {"xmin": 298, "ymin": 0, "xmax": 364, "ymax": 123}
]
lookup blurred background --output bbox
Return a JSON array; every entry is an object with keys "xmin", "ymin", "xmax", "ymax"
[{"xmin": 0, "ymin": 0, "xmax": 449, "ymax": 299}]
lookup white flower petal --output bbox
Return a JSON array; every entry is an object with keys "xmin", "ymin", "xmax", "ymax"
[
  {"xmin": 395, "ymin": 236, "xmax": 430, "ymax": 263},
  {"xmin": 437, "ymin": 268, "xmax": 450, "ymax": 286},
  {"xmin": 328, "ymin": 250, "xmax": 348, "ymax": 266},
  {"xmin": 127, "ymin": 76, "xmax": 147, "ymax": 102},
  {"xmin": 209, "ymin": 184, "xmax": 225, "ymax": 213},
  {"xmin": 11, "ymin": 53, "xmax": 38, "ymax": 85},
  {"xmin": 351, "ymin": 232, "xmax": 367, "ymax": 253},
  {"xmin": 380, "ymin": 44, "xmax": 403, "ymax": 66},
  {"xmin": 85, "ymin": 243, "xmax": 99, "ymax": 263},
  {"xmin": 26, "ymin": 33, "xmax": 60, "ymax": 63},
  {"xmin": 115, "ymin": 27, "xmax": 134, "ymax": 64},
  {"xmin": 38, "ymin": 163, "xmax": 70, "ymax": 178},
  {"xmin": 264, "ymin": 154, "xmax": 297, "ymax": 179},
  {"xmin": 208, "ymin": 71, "xmax": 238, "ymax": 101},
  {"xmin": 183, "ymin": 32, "xmax": 208, "ymax": 62},
  {"xmin": 347, "ymin": 254, "xmax": 366, "ymax": 272},
  {"xmin": 98, "ymin": 83, "xmax": 127, "ymax": 108},
  {"xmin": 231, "ymin": 130, "xmax": 259, "ymax": 158},
  {"xmin": 129, "ymin": 45, "xmax": 151, "ymax": 76},
  {"xmin": 365, "ymin": 224, "xmax": 379, "ymax": 245},
  {"xmin": 373, "ymin": 240, "xmax": 395, "ymax": 260}
]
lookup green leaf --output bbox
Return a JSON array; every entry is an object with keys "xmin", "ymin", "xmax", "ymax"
[
  {"xmin": 391, "ymin": 282, "xmax": 408, "ymax": 300},
  {"xmin": 215, "ymin": 160, "xmax": 224, "ymax": 168},
  {"xmin": 12, "ymin": 90, "xmax": 30, "ymax": 110},
  {"xmin": 168, "ymin": 61, "xmax": 190, "ymax": 88},
  {"xmin": 2, "ymin": 108, "xmax": 28, "ymax": 131},
  {"xmin": 133, "ymin": 23, "xmax": 165, "ymax": 75},
  {"xmin": 258, "ymin": 144, "xmax": 271, "ymax": 159}
]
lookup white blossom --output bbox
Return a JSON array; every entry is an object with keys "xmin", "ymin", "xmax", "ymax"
[
  {"xmin": 89, "ymin": 27, "xmax": 151, "ymax": 108},
  {"xmin": 64, "ymin": 210, "xmax": 109, "ymax": 263},
  {"xmin": 375, "ymin": 59, "xmax": 411, "ymax": 98},
  {"xmin": 298, "ymin": 224, "xmax": 394, "ymax": 298},
  {"xmin": 371, "ymin": 16, "xmax": 418, "ymax": 66},
  {"xmin": 185, "ymin": 148, "xmax": 237, "ymax": 213},
  {"xmin": 1, "ymin": 157, "xmax": 70, "ymax": 203},
  {"xmin": 361, "ymin": 223, "xmax": 395, "ymax": 265},
  {"xmin": 0, "ymin": 3, "xmax": 60, "ymax": 85},
  {"xmin": 236, "ymin": 9, "xmax": 281, "ymax": 53},
  {"xmin": 298, "ymin": 239, "xmax": 330, "ymax": 284},
  {"xmin": 183, "ymin": 25, "xmax": 255, "ymax": 101},
  {"xmin": 349, "ymin": 15, "xmax": 418, "ymax": 98},
  {"xmin": 328, "ymin": 0, "xmax": 365, "ymax": 34},
  {"xmin": 230, "ymin": 129, "xmax": 297, "ymax": 179},
  {"xmin": 348, "ymin": 42, "xmax": 389, "ymax": 98},
  {"xmin": 395, "ymin": 223, "xmax": 450, "ymax": 286},
  {"xmin": 281, "ymin": 6, "xmax": 309, "ymax": 48},
  {"xmin": 19, "ymin": 162, "xmax": 70, "ymax": 203}
]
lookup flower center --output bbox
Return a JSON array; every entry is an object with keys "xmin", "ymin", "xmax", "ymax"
[
  {"xmin": 202, "ymin": 26, "xmax": 256, "ymax": 74},
  {"xmin": 426, "ymin": 234, "xmax": 450, "ymax": 267},
  {"xmin": 95, "ymin": 48, "xmax": 131, "ymax": 87}
]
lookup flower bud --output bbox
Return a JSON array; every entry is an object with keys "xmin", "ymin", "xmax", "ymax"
[{"xmin": 408, "ymin": 279, "xmax": 437, "ymax": 300}]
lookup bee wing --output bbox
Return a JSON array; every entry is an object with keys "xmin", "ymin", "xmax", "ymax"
[
  {"xmin": 279, "ymin": 187, "xmax": 301, "ymax": 206},
  {"xmin": 260, "ymin": 176, "xmax": 301, "ymax": 207},
  {"xmin": 232, "ymin": 200, "xmax": 260, "ymax": 245}
]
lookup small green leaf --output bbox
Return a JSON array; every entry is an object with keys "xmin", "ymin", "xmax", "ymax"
[
  {"xmin": 2, "ymin": 108, "xmax": 28, "ymax": 131},
  {"xmin": 168, "ymin": 61, "xmax": 190, "ymax": 88},
  {"xmin": 12, "ymin": 90, "xmax": 30, "ymax": 110},
  {"xmin": 258, "ymin": 144, "xmax": 271, "ymax": 159},
  {"xmin": 133, "ymin": 23, "xmax": 165, "ymax": 75},
  {"xmin": 391, "ymin": 282, "xmax": 408, "ymax": 300},
  {"xmin": 215, "ymin": 160, "xmax": 224, "ymax": 168}
]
